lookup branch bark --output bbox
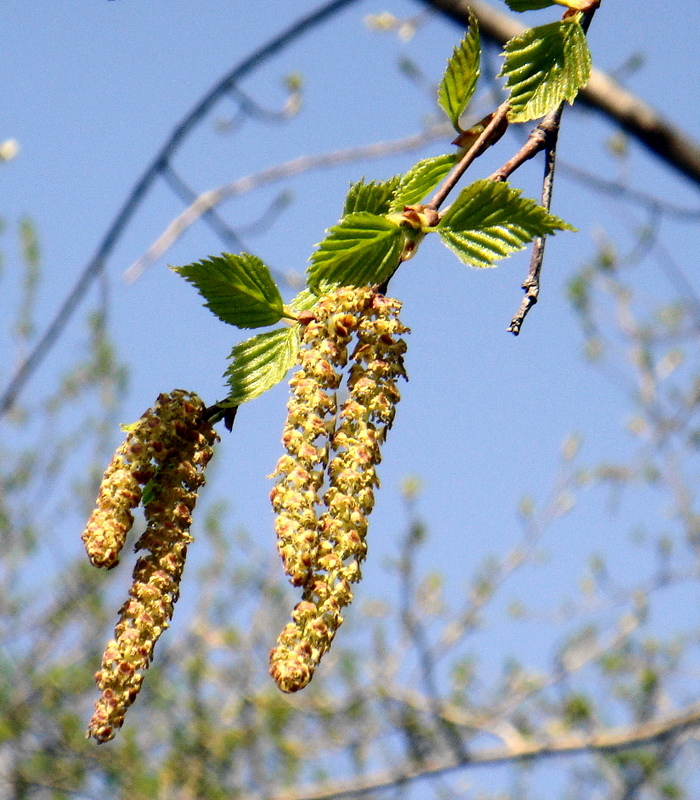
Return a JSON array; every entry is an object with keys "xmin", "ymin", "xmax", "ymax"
[
  {"xmin": 421, "ymin": 0, "xmax": 700, "ymax": 189},
  {"xmin": 271, "ymin": 702, "xmax": 700, "ymax": 800}
]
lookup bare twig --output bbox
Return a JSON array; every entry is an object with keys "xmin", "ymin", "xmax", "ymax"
[
  {"xmin": 506, "ymin": 104, "xmax": 564, "ymax": 335},
  {"xmin": 489, "ymin": 104, "xmax": 563, "ymax": 185},
  {"xmin": 270, "ymin": 702, "xmax": 700, "ymax": 800},
  {"xmin": 500, "ymin": 6, "xmax": 597, "ymax": 334},
  {"xmin": 159, "ymin": 163, "xmax": 246, "ymax": 251},
  {"xmin": 558, "ymin": 162, "xmax": 700, "ymax": 220},
  {"xmin": 228, "ymin": 84, "xmax": 302, "ymax": 125},
  {"xmin": 383, "ymin": 600, "xmax": 644, "ymax": 746},
  {"xmin": 398, "ymin": 508, "xmax": 467, "ymax": 763},
  {"xmin": 0, "ymin": 0, "xmax": 361, "ymax": 416},
  {"xmin": 426, "ymin": 102, "xmax": 510, "ymax": 211},
  {"xmin": 125, "ymin": 125, "xmax": 452, "ymax": 283}
]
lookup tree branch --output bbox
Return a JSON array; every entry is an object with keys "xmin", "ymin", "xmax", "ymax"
[
  {"xmin": 271, "ymin": 703, "xmax": 700, "ymax": 800},
  {"xmin": 426, "ymin": 103, "xmax": 510, "ymax": 211},
  {"xmin": 421, "ymin": 0, "xmax": 700, "ymax": 188},
  {"xmin": 503, "ymin": 104, "xmax": 564, "ymax": 335},
  {"xmin": 558, "ymin": 161, "xmax": 700, "ymax": 220},
  {"xmin": 159, "ymin": 163, "xmax": 246, "ymax": 251}
]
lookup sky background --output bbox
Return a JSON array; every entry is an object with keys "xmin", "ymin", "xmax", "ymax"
[{"xmin": 2, "ymin": 0, "xmax": 700, "ymax": 794}]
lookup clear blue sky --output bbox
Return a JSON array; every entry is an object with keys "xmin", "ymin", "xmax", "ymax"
[{"xmin": 2, "ymin": 0, "xmax": 700, "ymax": 791}]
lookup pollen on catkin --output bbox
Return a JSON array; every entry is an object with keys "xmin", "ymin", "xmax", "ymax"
[
  {"xmin": 81, "ymin": 433, "xmax": 149, "ymax": 569},
  {"xmin": 269, "ymin": 288, "xmax": 369, "ymax": 588},
  {"xmin": 270, "ymin": 289, "xmax": 408, "ymax": 693},
  {"xmin": 85, "ymin": 390, "xmax": 217, "ymax": 743},
  {"xmin": 82, "ymin": 390, "xmax": 208, "ymax": 569}
]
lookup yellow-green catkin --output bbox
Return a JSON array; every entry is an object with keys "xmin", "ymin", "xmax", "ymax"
[
  {"xmin": 269, "ymin": 288, "xmax": 369, "ymax": 587},
  {"xmin": 82, "ymin": 390, "xmax": 207, "ymax": 568},
  {"xmin": 86, "ymin": 390, "xmax": 217, "ymax": 743},
  {"xmin": 81, "ymin": 433, "xmax": 148, "ymax": 569},
  {"xmin": 270, "ymin": 290, "xmax": 408, "ymax": 692}
]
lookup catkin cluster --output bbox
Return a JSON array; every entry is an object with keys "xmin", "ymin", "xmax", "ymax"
[
  {"xmin": 82, "ymin": 390, "xmax": 218, "ymax": 743},
  {"xmin": 269, "ymin": 287, "xmax": 408, "ymax": 692}
]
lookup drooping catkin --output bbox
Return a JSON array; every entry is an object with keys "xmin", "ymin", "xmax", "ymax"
[
  {"xmin": 270, "ymin": 289, "xmax": 408, "ymax": 693},
  {"xmin": 85, "ymin": 390, "xmax": 217, "ymax": 743},
  {"xmin": 81, "ymin": 431, "xmax": 150, "ymax": 570},
  {"xmin": 82, "ymin": 390, "xmax": 207, "ymax": 568},
  {"xmin": 268, "ymin": 288, "xmax": 369, "ymax": 587}
]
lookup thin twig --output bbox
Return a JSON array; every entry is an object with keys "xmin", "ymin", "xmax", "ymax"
[
  {"xmin": 398, "ymin": 511, "xmax": 467, "ymax": 763},
  {"xmin": 125, "ymin": 125, "xmax": 453, "ymax": 283},
  {"xmin": 0, "ymin": 0, "xmax": 361, "ymax": 416},
  {"xmin": 558, "ymin": 162, "xmax": 700, "ymax": 220},
  {"xmin": 229, "ymin": 84, "xmax": 301, "ymax": 125},
  {"xmin": 234, "ymin": 191, "xmax": 294, "ymax": 237},
  {"xmin": 503, "ymin": 6, "xmax": 597, "ymax": 334},
  {"xmin": 489, "ymin": 104, "xmax": 563, "ymax": 184},
  {"xmin": 160, "ymin": 163, "xmax": 246, "ymax": 251},
  {"xmin": 269, "ymin": 702, "xmax": 700, "ymax": 800},
  {"xmin": 426, "ymin": 102, "xmax": 510, "ymax": 212},
  {"xmin": 506, "ymin": 104, "xmax": 564, "ymax": 336}
]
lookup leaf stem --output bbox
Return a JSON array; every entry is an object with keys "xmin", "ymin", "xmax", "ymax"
[
  {"xmin": 281, "ymin": 307, "xmax": 301, "ymax": 323},
  {"xmin": 489, "ymin": 104, "xmax": 563, "ymax": 184},
  {"xmin": 204, "ymin": 404, "xmax": 238, "ymax": 431},
  {"xmin": 425, "ymin": 101, "xmax": 510, "ymax": 213}
]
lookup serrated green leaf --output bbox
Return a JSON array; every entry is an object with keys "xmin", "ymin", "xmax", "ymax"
[
  {"xmin": 499, "ymin": 17, "xmax": 591, "ymax": 123},
  {"xmin": 172, "ymin": 253, "xmax": 284, "ymax": 329},
  {"xmin": 288, "ymin": 288, "xmax": 318, "ymax": 314},
  {"xmin": 437, "ymin": 15, "xmax": 481, "ymax": 131},
  {"xmin": 505, "ymin": 0, "xmax": 556, "ymax": 11},
  {"xmin": 389, "ymin": 154, "xmax": 456, "ymax": 212},
  {"xmin": 438, "ymin": 178, "xmax": 574, "ymax": 268},
  {"xmin": 307, "ymin": 213, "xmax": 403, "ymax": 293},
  {"xmin": 223, "ymin": 326, "xmax": 299, "ymax": 405},
  {"xmin": 343, "ymin": 177, "xmax": 401, "ymax": 216}
]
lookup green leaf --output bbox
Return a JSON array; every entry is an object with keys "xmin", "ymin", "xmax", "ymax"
[
  {"xmin": 505, "ymin": 0, "xmax": 556, "ymax": 11},
  {"xmin": 223, "ymin": 326, "xmax": 299, "ymax": 406},
  {"xmin": 172, "ymin": 253, "xmax": 284, "ymax": 329},
  {"xmin": 141, "ymin": 479, "xmax": 156, "ymax": 506},
  {"xmin": 288, "ymin": 288, "xmax": 318, "ymax": 314},
  {"xmin": 343, "ymin": 177, "xmax": 401, "ymax": 216},
  {"xmin": 389, "ymin": 154, "xmax": 456, "ymax": 212},
  {"xmin": 437, "ymin": 15, "xmax": 481, "ymax": 131},
  {"xmin": 438, "ymin": 179, "xmax": 575, "ymax": 268},
  {"xmin": 499, "ymin": 17, "xmax": 591, "ymax": 122},
  {"xmin": 307, "ymin": 213, "xmax": 403, "ymax": 293}
]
